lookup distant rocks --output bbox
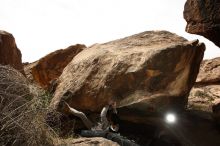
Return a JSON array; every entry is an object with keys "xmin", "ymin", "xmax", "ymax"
[
  {"xmin": 188, "ymin": 57, "xmax": 220, "ymax": 126},
  {"xmin": 50, "ymin": 30, "xmax": 205, "ymax": 125},
  {"xmin": 24, "ymin": 44, "xmax": 86, "ymax": 89},
  {"xmin": 23, "ymin": 61, "xmax": 38, "ymax": 83},
  {"xmin": 184, "ymin": 0, "xmax": 220, "ymax": 47},
  {"xmin": 188, "ymin": 84, "xmax": 220, "ymax": 112},
  {"xmin": 0, "ymin": 30, "xmax": 24, "ymax": 74},
  {"xmin": 188, "ymin": 57, "xmax": 220, "ymax": 112},
  {"xmin": 196, "ymin": 57, "xmax": 220, "ymax": 84}
]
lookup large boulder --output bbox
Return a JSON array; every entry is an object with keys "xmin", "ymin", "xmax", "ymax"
[
  {"xmin": 27, "ymin": 44, "xmax": 86, "ymax": 89},
  {"xmin": 0, "ymin": 30, "xmax": 24, "ymax": 74},
  {"xmin": 51, "ymin": 30, "xmax": 205, "ymax": 123},
  {"xmin": 183, "ymin": 0, "xmax": 220, "ymax": 47}
]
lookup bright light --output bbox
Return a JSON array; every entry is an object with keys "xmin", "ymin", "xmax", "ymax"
[{"xmin": 165, "ymin": 113, "xmax": 176, "ymax": 123}]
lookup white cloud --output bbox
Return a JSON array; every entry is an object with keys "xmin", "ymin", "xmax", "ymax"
[{"xmin": 0, "ymin": 0, "xmax": 219, "ymax": 62}]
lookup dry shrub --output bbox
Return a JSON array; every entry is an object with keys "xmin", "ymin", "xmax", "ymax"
[{"xmin": 0, "ymin": 65, "xmax": 60, "ymax": 146}]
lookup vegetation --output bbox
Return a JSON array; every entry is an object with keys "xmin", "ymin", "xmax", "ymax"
[{"xmin": 0, "ymin": 82, "xmax": 61, "ymax": 146}]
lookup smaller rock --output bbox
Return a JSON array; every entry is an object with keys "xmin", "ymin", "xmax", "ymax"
[
  {"xmin": 61, "ymin": 137, "xmax": 119, "ymax": 146},
  {"xmin": 24, "ymin": 44, "xmax": 86, "ymax": 89}
]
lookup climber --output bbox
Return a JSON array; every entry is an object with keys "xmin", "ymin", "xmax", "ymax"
[
  {"xmin": 63, "ymin": 100, "xmax": 120, "ymax": 132},
  {"xmin": 62, "ymin": 101, "xmax": 139, "ymax": 146},
  {"xmin": 100, "ymin": 100, "xmax": 120, "ymax": 132}
]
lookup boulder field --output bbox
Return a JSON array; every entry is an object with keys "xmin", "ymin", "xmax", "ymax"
[
  {"xmin": 2, "ymin": 28, "xmax": 220, "ymax": 145},
  {"xmin": 50, "ymin": 30, "xmax": 205, "ymax": 125}
]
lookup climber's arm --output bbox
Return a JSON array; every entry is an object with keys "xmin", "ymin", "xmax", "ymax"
[{"xmin": 64, "ymin": 102, "xmax": 93, "ymax": 130}]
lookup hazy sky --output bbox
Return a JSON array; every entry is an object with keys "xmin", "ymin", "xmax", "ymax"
[{"xmin": 0, "ymin": 0, "xmax": 219, "ymax": 62}]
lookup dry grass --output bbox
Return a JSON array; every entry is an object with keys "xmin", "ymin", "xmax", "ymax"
[
  {"xmin": 0, "ymin": 65, "xmax": 63, "ymax": 146},
  {"xmin": 0, "ymin": 87, "xmax": 59, "ymax": 146}
]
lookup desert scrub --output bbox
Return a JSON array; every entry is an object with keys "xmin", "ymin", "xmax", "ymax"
[
  {"xmin": 29, "ymin": 84, "xmax": 54, "ymax": 108},
  {"xmin": 0, "ymin": 65, "xmax": 60, "ymax": 146},
  {"xmin": 0, "ymin": 87, "xmax": 59, "ymax": 146}
]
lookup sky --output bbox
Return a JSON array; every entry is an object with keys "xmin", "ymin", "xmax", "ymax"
[{"xmin": 0, "ymin": 0, "xmax": 219, "ymax": 62}]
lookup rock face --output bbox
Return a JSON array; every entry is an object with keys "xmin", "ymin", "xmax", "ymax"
[
  {"xmin": 51, "ymin": 30, "xmax": 205, "ymax": 122},
  {"xmin": 28, "ymin": 44, "xmax": 86, "ymax": 89},
  {"xmin": 0, "ymin": 30, "xmax": 24, "ymax": 74},
  {"xmin": 184, "ymin": 0, "xmax": 220, "ymax": 47}
]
